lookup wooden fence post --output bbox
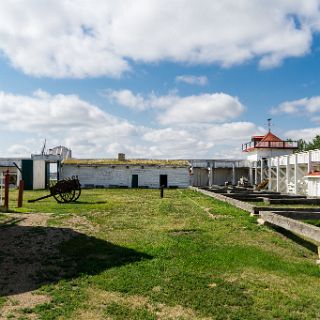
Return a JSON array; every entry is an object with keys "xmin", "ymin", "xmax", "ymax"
[
  {"xmin": 18, "ymin": 180, "xmax": 24, "ymax": 208},
  {"xmin": 4, "ymin": 170, "xmax": 9, "ymax": 211},
  {"xmin": 160, "ymin": 185, "xmax": 164, "ymax": 198}
]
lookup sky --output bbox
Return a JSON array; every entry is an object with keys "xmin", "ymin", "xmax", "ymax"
[{"xmin": 1, "ymin": 0, "xmax": 320, "ymax": 159}]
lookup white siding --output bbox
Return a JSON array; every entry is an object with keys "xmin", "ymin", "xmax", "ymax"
[
  {"xmin": 33, "ymin": 160, "xmax": 46, "ymax": 189},
  {"xmin": 247, "ymin": 149, "xmax": 295, "ymax": 162},
  {"xmin": 306, "ymin": 177, "xmax": 320, "ymax": 197},
  {"xmin": 61, "ymin": 165, "xmax": 190, "ymax": 188}
]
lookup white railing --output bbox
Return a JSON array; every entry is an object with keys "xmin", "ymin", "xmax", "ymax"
[
  {"xmin": 269, "ymin": 149, "xmax": 320, "ymax": 167},
  {"xmin": 242, "ymin": 140, "xmax": 298, "ymax": 151}
]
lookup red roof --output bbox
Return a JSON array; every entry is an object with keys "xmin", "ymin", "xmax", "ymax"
[
  {"xmin": 243, "ymin": 131, "xmax": 298, "ymax": 152},
  {"xmin": 259, "ymin": 131, "xmax": 283, "ymax": 143},
  {"xmin": 306, "ymin": 171, "xmax": 320, "ymax": 177}
]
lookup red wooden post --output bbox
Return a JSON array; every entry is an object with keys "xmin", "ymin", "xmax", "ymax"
[
  {"xmin": 18, "ymin": 180, "xmax": 24, "ymax": 208},
  {"xmin": 4, "ymin": 170, "xmax": 9, "ymax": 211}
]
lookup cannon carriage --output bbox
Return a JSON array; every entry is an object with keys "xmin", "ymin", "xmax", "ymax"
[{"xmin": 28, "ymin": 176, "xmax": 81, "ymax": 203}]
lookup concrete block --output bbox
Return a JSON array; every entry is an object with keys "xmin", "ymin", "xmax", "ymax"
[
  {"xmin": 267, "ymin": 198, "xmax": 320, "ymax": 205},
  {"xmin": 260, "ymin": 211, "xmax": 320, "ymax": 243},
  {"xmin": 191, "ymin": 187, "xmax": 255, "ymax": 215}
]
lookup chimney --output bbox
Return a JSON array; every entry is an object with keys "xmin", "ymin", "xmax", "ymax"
[{"xmin": 118, "ymin": 153, "xmax": 125, "ymax": 161}]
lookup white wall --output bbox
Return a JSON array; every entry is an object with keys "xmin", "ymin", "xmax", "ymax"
[
  {"xmin": 247, "ymin": 149, "xmax": 295, "ymax": 162},
  {"xmin": 33, "ymin": 160, "xmax": 46, "ymax": 189},
  {"xmin": 306, "ymin": 178, "xmax": 320, "ymax": 197},
  {"xmin": 61, "ymin": 165, "xmax": 190, "ymax": 188},
  {"xmin": 191, "ymin": 168, "xmax": 209, "ymax": 187}
]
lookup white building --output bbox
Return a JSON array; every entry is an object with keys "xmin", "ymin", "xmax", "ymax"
[
  {"xmin": 61, "ymin": 157, "xmax": 190, "ymax": 188},
  {"xmin": 0, "ymin": 158, "xmax": 49, "ymax": 190},
  {"xmin": 267, "ymin": 148, "xmax": 320, "ymax": 196},
  {"xmin": 242, "ymin": 131, "xmax": 299, "ymax": 185},
  {"xmin": 189, "ymin": 159, "xmax": 250, "ymax": 187},
  {"xmin": 304, "ymin": 171, "xmax": 320, "ymax": 197},
  {"xmin": 48, "ymin": 146, "xmax": 72, "ymax": 160}
]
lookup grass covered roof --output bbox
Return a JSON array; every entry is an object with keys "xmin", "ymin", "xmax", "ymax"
[{"xmin": 63, "ymin": 158, "xmax": 190, "ymax": 166}]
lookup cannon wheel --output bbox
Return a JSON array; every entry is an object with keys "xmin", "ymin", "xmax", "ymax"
[
  {"xmin": 73, "ymin": 186, "xmax": 81, "ymax": 201},
  {"xmin": 53, "ymin": 180, "xmax": 76, "ymax": 203},
  {"xmin": 72, "ymin": 178, "xmax": 81, "ymax": 202},
  {"xmin": 53, "ymin": 188, "xmax": 75, "ymax": 203}
]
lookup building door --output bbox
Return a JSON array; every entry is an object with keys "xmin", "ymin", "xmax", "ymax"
[
  {"xmin": 131, "ymin": 174, "xmax": 139, "ymax": 188},
  {"xmin": 45, "ymin": 162, "xmax": 50, "ymax": 189},
  {"xmin": 22, "ymin": 159, "xmax": 33, "ymax": 190},
  {"xmin": 160, "ymin": 174, "xmax": 168, "ymax": 188}
]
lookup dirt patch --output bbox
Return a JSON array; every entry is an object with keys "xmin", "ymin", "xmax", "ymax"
[
  {"xmin": 64, "ymin": 215, "xmax": 100, "ymax": 233},
  {"xmin": 77, "ymin": 309, "xmax": 108, "ymax": 320},
  {"xmin": 208, "ymin": 282, "xmax": 217, "ymax": 288},
  {"xmin": 168, "ymin": 229, "xmax": 200, "ymax": 236},
  {"xmin": 207, "ymin": 213, "xmax": 232, "ymax": 219},
  {"xmin": 0, "ymin": 213, "xmax": 78, "ymax": 296},
  {"xmin": 152, "ymin": 286, "xmax": 162, "ymax": 292},
  {"xmin": 222, "ymin": 268, "xmax": 298, "ymax": 289},
  {"xmin": 184, "ymin": 196, "xmax": 231, "ymax": 220},
  {"xmin": 0, "ymin": 292, "xmax": 51, "ymax": 320},
  {"xmin": 17, "ymin": 213, "xmax": 50, "ymax": 227},
  {"xmin": 76, "ymin": 287, "xmax": 209, "ymax": 320}
]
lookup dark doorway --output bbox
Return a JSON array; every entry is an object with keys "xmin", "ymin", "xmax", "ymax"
[
  {"xmin": 21, "ymin": 159, "xmax": 33, "ymax": 190},
  {"xmin": 45, "ymin": 162, "xmax": 50, "ymax": 189},
  {"xmin": 159, "ymin": 174, "xmax": 168, "ymax": 188},
  {"xmin": 131, "ymin": 174, "xmax": 139, "ymax": 188}
]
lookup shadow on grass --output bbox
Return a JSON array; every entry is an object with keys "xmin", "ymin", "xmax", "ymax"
[
  {"xmin": 69, "ymin": 200, "xmax": 109, "ymax": 204},
  {"xmin": 271, "ymin": 224, "xmax": 319, "ymax": 254},
  {"xmin": 0, "ymin": 221, "xmax": 152, "ymax": 297}
]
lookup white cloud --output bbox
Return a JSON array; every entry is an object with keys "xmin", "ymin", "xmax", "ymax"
[
  {"xmin": 285, "ymin": 127, "xmax": 320, "ymax": 142},
  {"xmin": 0, "ymin": 89, "xmax": 139, "ymax": 157},
  {"xmin": 0, "ymin": 1, "xmax": 319, "ymax": 77},
  {"xmin": 106, "ymin": 89, "xmax": 148, "ymax": 111},
  {"xmin": 0, "ymin": 89, "xmax": 127, "ymax": 132},
  {"xmin": 271, "ymin": 96, "xmax": 320, "ymax": 115},
  {"xmin": 175, "ymin": 75, "xmax": 208, "ymax": 86},
  {"xmin": 107, "ymin": 89, "xmax": 245, "ymax": 124},
  {"xmin": 0, "ymin": 89, "xmax": 261, "ymax": 159},
  {"xmin": 106, "ymin": 89, "xmax": 178, "ymax": 111},
  {"xmin": 204, "ymin": 122, "xmax": 264, "ymax": 142},
  {"xmin": 156, "ymin": 93, "xmax": 245, "ymax": 124},
  {"xmin": 7, "ymin": 144, "xmax": 33, "ymax": 157},
  {"xmin": 141, "ymin": 122, "xmax": 264, "ymax": 158}
]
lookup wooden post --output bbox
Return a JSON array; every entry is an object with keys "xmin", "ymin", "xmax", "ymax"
[
  {"xmin": 4, "ymin": 170, "xmax": 9, "ymax": 211},
  {"xmin": 160, "ymin": 185, "xmax": 164, "ymax": 198},
  {"xmin": 18, "ymin": 180, "xmax": 24, "ymax": 208}
]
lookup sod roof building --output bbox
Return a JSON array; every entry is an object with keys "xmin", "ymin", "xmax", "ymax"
[{"xmin": 61, "ymin": 155, "xmax": 190, "ymax": 188}]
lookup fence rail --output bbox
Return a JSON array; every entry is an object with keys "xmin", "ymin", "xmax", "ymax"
[{"xmin": 242, "ymin": 140, "xmax": 298, "ymax": 151}]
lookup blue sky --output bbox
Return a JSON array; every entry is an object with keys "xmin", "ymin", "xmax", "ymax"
[{"xmin": 1, "ymin": 1, "xmax": 320, "ymax": 159}]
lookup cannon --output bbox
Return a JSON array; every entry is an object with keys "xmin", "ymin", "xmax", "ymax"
[{"xmin": 28, "ymin": 177, "xmax": 81, "ymax": 203}]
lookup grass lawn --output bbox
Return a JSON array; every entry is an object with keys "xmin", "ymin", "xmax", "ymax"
[
  {"xmin": 0, "ymin": 188, "xmax": 320, "ymax": 319},
  {"xmin": 246, "ymin": 200, "xmax": 320, "ymax": 208}
]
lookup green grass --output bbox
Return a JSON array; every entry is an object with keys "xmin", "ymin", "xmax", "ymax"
[
  {"xmin": 303, "ymin": 220, "xmax": 320, "ymax": 227},
  {"xmin": 247, "ymin": 200, "xmax": 320, "ymax": 208},
  {"xmin": 1, "ymin": 188, "xmax": 320, "ymax": 319}
]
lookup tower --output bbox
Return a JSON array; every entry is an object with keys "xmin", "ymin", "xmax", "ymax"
[{"xmin": 242, "ymin": 130, "xmax": 298, "ymax": 185}]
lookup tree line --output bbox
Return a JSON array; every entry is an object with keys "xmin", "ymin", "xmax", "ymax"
[{"xmin": 296, "ymin": 135, "xmax": 320, "ymax": 152}]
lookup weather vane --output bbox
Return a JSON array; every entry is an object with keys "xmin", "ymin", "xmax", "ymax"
[{"xmin": 266, "ymin": 118, "xmax": 272, "ymax": 132}]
